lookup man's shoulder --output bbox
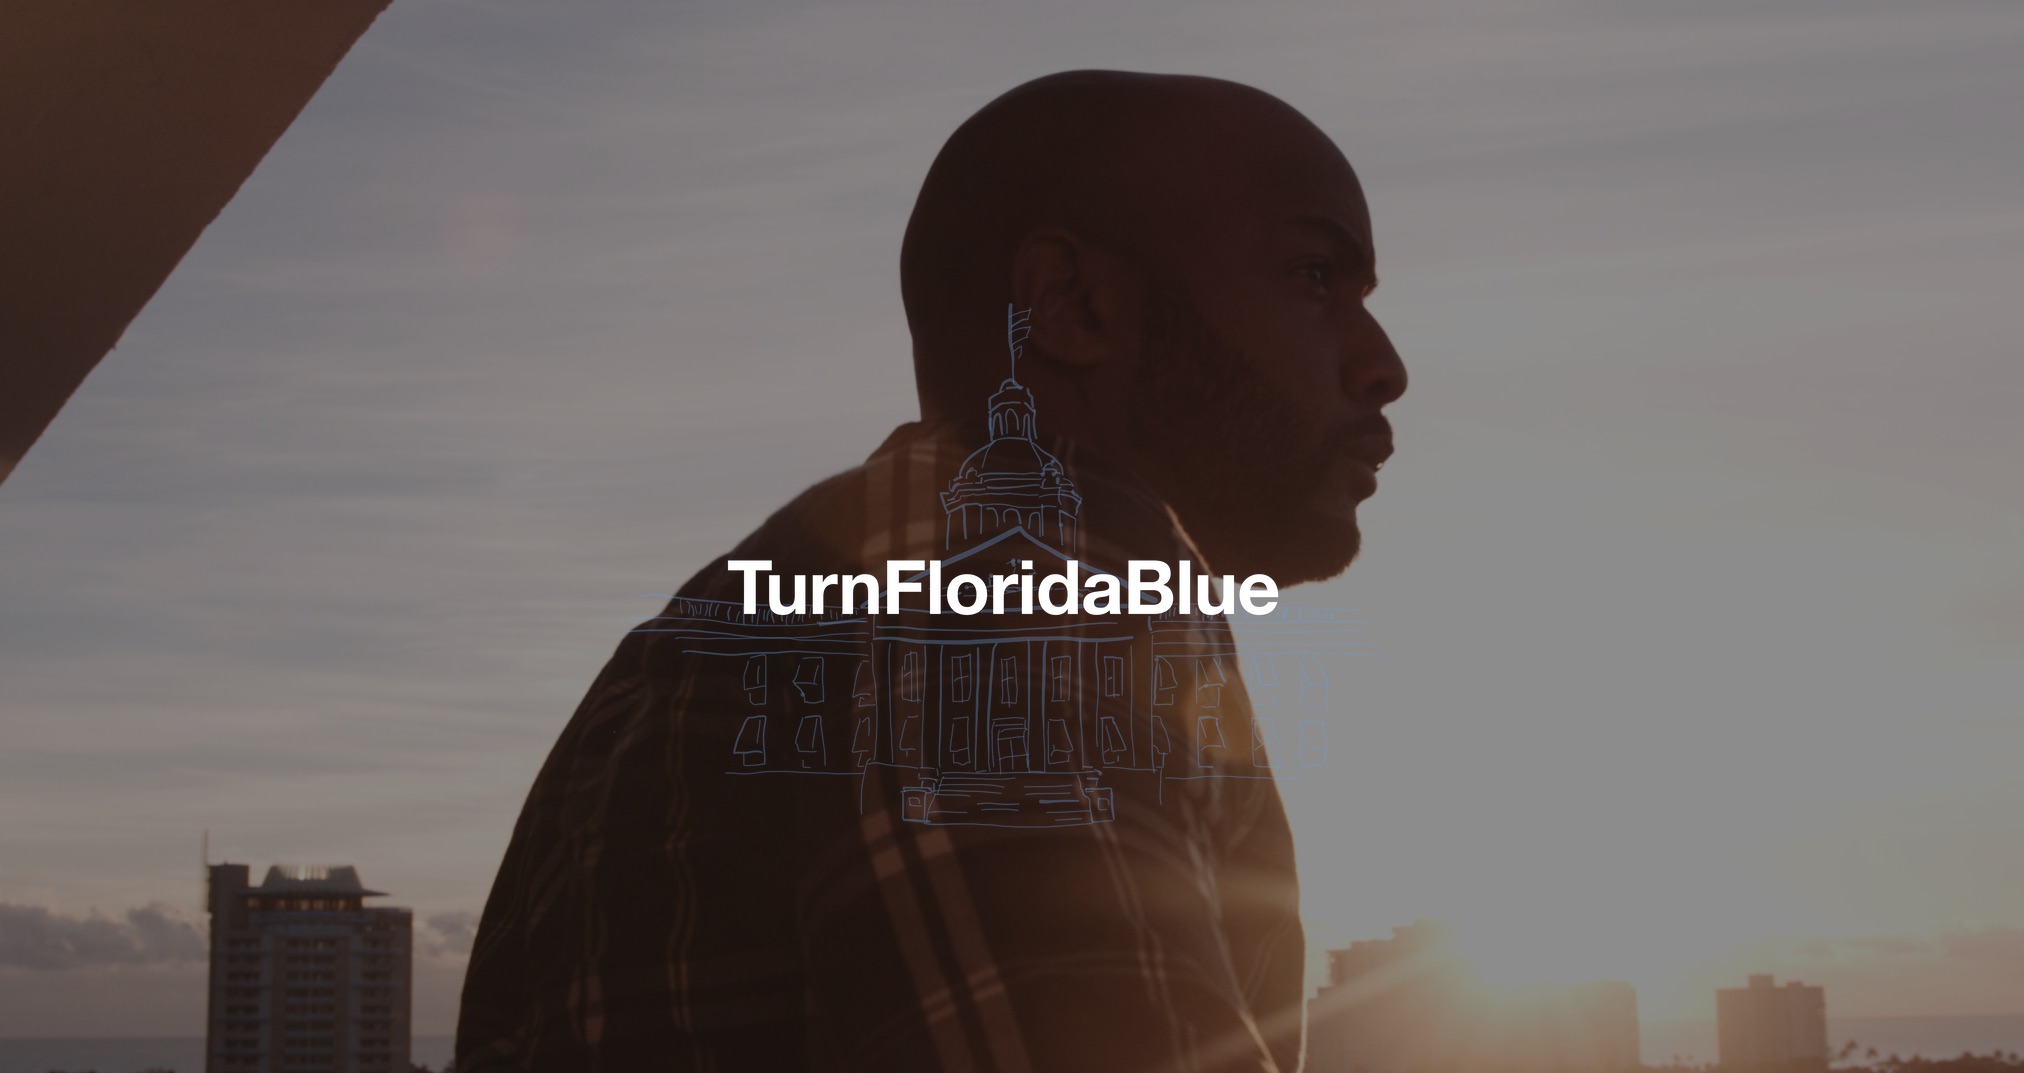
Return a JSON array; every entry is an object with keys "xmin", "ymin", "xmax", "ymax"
[{"xmin": 674, "ymin": 421, "xmax": 964, "ymax": 598}]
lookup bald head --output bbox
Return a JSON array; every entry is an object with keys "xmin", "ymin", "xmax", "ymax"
[
  {"xmin": 900, "ymin": 70, "xmax": 1349, "ymax": 412},
  {"xmin": 899, "ymin": 70, "xmax": 1404, "ymax": 584}
]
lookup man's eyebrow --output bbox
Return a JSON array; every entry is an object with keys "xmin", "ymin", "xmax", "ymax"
[{"xmin": 1286, "ymin": 213, "xmax": 1378, "ymax": 290}]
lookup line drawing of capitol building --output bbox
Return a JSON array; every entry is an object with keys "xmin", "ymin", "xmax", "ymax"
[
  {"xmin": 642, "ymin": 308, "xmax": 1344, "ymax": 827},
  {"xmin": 939, "ymin": 371, "xmax": 1081, "ymax": 554}
]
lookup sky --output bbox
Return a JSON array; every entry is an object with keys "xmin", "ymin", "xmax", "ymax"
[{"xmin": 1, "ymin": 0, "xmax": 2021, "ymax": 1041}]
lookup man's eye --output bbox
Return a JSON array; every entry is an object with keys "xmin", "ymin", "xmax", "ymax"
[{"xmin": 1297, "ymin": 262, "xmax": 1334, "ymax": 290}]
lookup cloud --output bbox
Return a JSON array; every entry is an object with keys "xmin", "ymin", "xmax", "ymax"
[
  {"xmin": 0, "ymin": 903, "xmax": 206, "ymax": 970},
  {"xmin": 0, "ymin": 901, "xmax": 477, "ymax": 1035},
  {"xmin": 420, "ymin": 910, "xmax": 479, "ymax": 959},
  {"xmin": 1940, "ymin": 926, "xmax": 2024, "ymax": 969},
  {"xmin": 0, "ymin": 901, "xmax": 483, "ymax": 970}
]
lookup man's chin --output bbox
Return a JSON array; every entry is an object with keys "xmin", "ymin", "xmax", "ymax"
[{"xmin": 1225, "ymin": 510, "xmax": 1361, "ymax": 588}]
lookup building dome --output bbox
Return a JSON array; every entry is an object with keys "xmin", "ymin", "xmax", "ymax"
[
  {"xmin": 940, "ymin": 373, "xmax": 1081, "ymax": 555},
  {"xmin": 957, "ymin": 436, "xmax": 1060, "ymax": 480},
  {"xmin": 986, "ymin": 378, "xmax": 1038, "ymax": 441}
]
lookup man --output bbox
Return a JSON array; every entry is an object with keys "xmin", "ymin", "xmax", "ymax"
[{"xmin": 457, "ymin": 70, "xmax": 1404, "ymax": 1072}]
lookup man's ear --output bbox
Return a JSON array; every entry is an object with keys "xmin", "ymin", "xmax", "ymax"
[{"xmin": 1010, "ymin": 226, "xmax": 1142, "ymax": 372}]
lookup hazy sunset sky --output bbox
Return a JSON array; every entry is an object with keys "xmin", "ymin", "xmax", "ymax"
[{"xmin": 2, "ymin": 0, "xmax": 2020, "ymax": 1038}]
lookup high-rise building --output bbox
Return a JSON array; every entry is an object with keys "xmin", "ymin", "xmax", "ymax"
[
  {"xmin": 1716, "ymin": 974, "xmax": 1828, "ymax": 1069},
  {"xmin": 206, "ymin": 862, "xmax": 412, "ymax": 1073},
  {"xmin": 1308, "ymin": 921, "xmax": 1479, "ymax": 1073},
  {"xmin": 1306, "ymin": 922, "xmax": 1641, "ymax": 1073}
]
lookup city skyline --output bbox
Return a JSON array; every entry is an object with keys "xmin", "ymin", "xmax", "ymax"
[{"xmin": 2, "ymin": 0, "xmax": 2021, "ymax": 1038}]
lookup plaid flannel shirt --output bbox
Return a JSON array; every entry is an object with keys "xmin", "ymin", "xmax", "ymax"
[{"xmin": 456, "ymin": 416, "xmax": 1305, "ymax": 1072}]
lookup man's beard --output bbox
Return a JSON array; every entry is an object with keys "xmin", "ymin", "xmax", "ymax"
[{"xmin": 1126, "ymin": 280, "xmax": 1361, "ymax": 585}]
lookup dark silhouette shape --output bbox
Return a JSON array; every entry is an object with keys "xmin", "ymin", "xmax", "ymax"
[
  {"xmin": 902, "ymin": 70, "xmax": 1404, "ymax": 585},
  {"xmin": 0, "ymin": 1, "xmax": 390, "ymax": 486},
  {"xmin": 457, "ymin": 69, "xmax": 1407, "ymax": 1073}
]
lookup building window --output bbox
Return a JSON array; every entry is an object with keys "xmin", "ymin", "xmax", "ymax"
[
  {"xmin": 851, "ymin": 660, "xmax": 875, "ymax": 708},
  {"xmin": 1195, "ymin": 657, "xmax": 1227, "ymax": 708},
  {"xmin": 1247, "ymin": 654, "xmax": 1280, "ymax": 710},
  {"xmin": 850, "ymin": 716, "xmax": 874, "ymax": 768},
  {"xmin": 1298, "ymin": 655, "xmax": 1328, "ymax": 711},
  {"xmin": 899, "ymin": 650, "xmax": 923, "ymax": 703},
  {"xmin": 1153, "ymin": 656, "xmax": 1178, "ymax": 706},
  {"xmin": 795, "ymin": 713, "xmax": 826, "ymax": 764},
  {"xmin": 733, "ymin": 714, "xmax": 767, "ymax": 767},
  {"xmin": 997, "ymin": 655, "xmax": 1017, "ymax": 705},
  {"xmin": 1101, "ymin": 655, "xmax": 1124, "ymax": 697},
  {"xmin": 1251, "ymin": 716, "xmax": 1277, "ymax": 768},
  {"xmin": 1099, "ymin": 716, "xmax": 1127, "ymax": 764},
  {"xmin": 1048, "ymin": 654, "xmax": 1070, "ymax": 702},
  {"xmin": 949, "ymin": 653, "xmax": 974, "ymax": 703},
  {"xmin": 995, "ymin": 723, "xmax": 1029, "ymax": 769},
  {"xmin": 949, "ymin": 717, "xmax": 972, "ymax": 766},
  {"xmin": 1299, "ymin": 719, "xmax": 1329, "ymax": 768},
  {"xmin": 1196, "ymin": 715, "xmax": 1225, "ymax": 766},
  {"xmin": 742, "ymin": 654, "xmax": 767, "ymax": 705},
  {"xmin": 792, "ymin": 656, "xmax": 825, "ymax": 704}
]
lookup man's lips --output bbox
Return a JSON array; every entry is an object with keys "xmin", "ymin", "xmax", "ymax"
[{"xmin": 1338, "ymin": 416, "xmax": 1394, "ymax": 472}]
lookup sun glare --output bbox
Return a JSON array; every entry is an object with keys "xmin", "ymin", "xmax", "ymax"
[{"xmin": 1449, "ymin": 919, "xmax": 1630, "ymax": 989}]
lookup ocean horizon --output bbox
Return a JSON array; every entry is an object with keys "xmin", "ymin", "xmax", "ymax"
[
  {"xmin": 0, "ymin": 1036, "xmax": 454, "ymax": 1073},
  {"xmin": 3, "ymin": 1017, "xmax": 2022, "ymax": 1072},
  {"xmin": 1642, "ymin": 1016, "xmax": 2024, "ymax": 1067}
]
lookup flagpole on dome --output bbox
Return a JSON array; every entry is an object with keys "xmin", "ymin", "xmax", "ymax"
[{"xmin": 1006, "ymin": 303, "xmax": 1032, "ymax": 381}]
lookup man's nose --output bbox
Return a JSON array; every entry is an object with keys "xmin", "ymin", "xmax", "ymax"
[{"xmin": 1342, "ymin": 312, "xmax": 1406, "ymax": 408}]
